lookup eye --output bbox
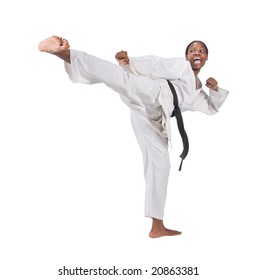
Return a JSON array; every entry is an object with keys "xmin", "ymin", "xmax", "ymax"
[{"xmin": 200, "ymin": 49, "xmax": 205, "ymax": 53}]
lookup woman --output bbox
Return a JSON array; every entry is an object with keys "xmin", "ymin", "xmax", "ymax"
[{"xmin": 38, "ymin": 36, "xmax": 228, "ymax": 238}]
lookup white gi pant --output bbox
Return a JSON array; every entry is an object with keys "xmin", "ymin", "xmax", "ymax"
[
  {"xmin": 130, "ymin": 110, "xmax": 170, "ymax": 219},
  {"xmin": 65, "ymin": 50, "xmax": 172, "ymax": 220}
]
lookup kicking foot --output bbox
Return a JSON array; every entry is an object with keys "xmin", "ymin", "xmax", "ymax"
[
  {"xmin": 149, "ymin": 227, "xmax": 182, "ymax": 238},
  {"xmin": 38, "ymin": 35, "xmax": 70, "ymax": 53}
]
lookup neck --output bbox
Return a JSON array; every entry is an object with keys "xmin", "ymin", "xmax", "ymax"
[{"xmin": 193, "ymin": 69, "xmax": 200, "ymax": 77}]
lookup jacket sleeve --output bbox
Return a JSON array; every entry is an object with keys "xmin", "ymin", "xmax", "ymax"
[
  {"xmin": 193, "ymin": 87, "xmax": 229, "ymax": 115},
  {"xmin": 123, "ymin": 55, "xmax": 189, "ymax": 80}
]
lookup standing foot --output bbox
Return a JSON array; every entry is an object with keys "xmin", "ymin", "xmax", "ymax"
[
  {"xmin": 149, "ymin": 218, "xmax": 182, "ymax": 238},
  {"xmin": 149, "ymin": 228, "xmax": 182, "ymax": 238},
  {"xmin": 38, "ymin": 35, "xmax": 70, "ymax": 53}
]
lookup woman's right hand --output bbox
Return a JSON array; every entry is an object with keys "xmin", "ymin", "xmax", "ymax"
[{"xmin": 115, "ymin": 51, "xmax": 129, "ymax": 65}]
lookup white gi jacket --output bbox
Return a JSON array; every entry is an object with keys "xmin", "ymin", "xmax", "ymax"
[{"xmin": 121, "ymin": 55, "xmax": 229, "ymax": 142}]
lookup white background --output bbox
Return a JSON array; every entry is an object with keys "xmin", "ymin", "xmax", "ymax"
[{"xmin": 0, "ymin": 0, "xmax": 255, "ymax": 279}]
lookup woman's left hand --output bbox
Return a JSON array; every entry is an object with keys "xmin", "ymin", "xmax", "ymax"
[{"xmin": 206, "ymin": 77, "xmax": 218, "ymax": 91}]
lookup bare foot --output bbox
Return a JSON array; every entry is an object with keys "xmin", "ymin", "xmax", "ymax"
[
  {"xmin": 38, "ymin": 35, "xmax": 70, "ymax": 53},
  {"xmin": 149, "ymin": 227, "xmax": 182, "ymax": 238},
  {"xmin": 149, "ymin": 218, "xmax": 181, "ymax": 238}
]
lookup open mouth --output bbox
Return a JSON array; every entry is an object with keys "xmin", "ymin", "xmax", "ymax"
[{"xmin": 193, "ymin": 58, "xmax": 201, "ymax": 65}]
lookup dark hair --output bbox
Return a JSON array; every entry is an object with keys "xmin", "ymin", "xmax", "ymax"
[{"xmin": 185, "ymin": 40, "xmax": 208, "ymax": 55}]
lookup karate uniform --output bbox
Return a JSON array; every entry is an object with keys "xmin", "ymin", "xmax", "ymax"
[{"xmin": 64, "ymin": 50, "xmax": 229, "ymax": 219}]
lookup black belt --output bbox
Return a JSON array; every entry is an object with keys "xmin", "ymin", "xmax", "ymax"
[{"xmin": 167, "ymin": 80, "xmax": 189, "ymax": 171}]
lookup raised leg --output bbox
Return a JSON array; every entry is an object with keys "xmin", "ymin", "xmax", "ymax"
[{"xmin": 39, "ymin": 36, "xmax": 161, "ymax": 114}]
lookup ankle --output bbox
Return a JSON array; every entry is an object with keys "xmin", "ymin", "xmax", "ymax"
[{"xmin": 151, "ymin": 218, "xmax": 165, "ymax": 230}]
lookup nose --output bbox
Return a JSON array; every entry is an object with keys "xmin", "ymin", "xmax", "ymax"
[{"xmin": 194, "ymin": 51, "xmax": 200, "ymax": 56}]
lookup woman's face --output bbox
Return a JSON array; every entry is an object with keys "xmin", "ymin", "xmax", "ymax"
[{"xmin": 186, "ymin": 42, "xmax": 208, "ymax": 71}]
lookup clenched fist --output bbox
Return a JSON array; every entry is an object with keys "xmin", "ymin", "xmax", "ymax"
[
  {"xmin": 115, "ymin": 50, "xmax": 129, "ymax": 65},
  {"xmin": 206, "ymin": 77, "xmax": 218, "ymax": 91}
]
